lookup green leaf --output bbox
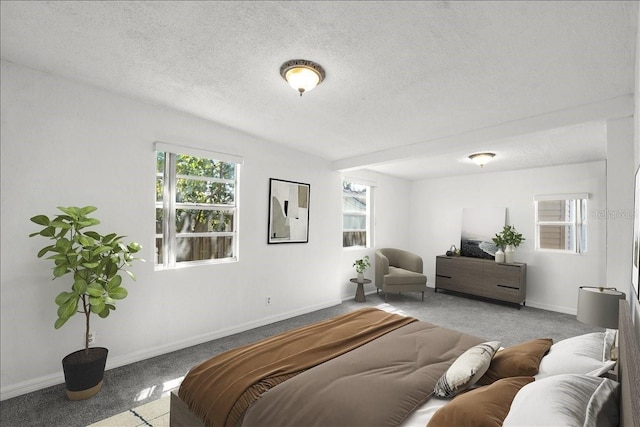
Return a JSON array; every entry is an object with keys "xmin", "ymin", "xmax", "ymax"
[
  {"xmin": 80, "ymin": 206, "xmax": 98, "ymax": 215},
  {"xmin": 53, "ymin": 265, "xmax": 69, "ymax": 277},
  {"xmin": 55, "ymin": 238, "xmax": 71, "ymax": 251},
  {"xmin": 57, "ymin": 298, "xmax": 77, "ymax": 320},
  {"xmin": 30, "ymin": 215, "xmax": 50, "ymax": 226},
  {"xmin": 40, "ymin": 227, "xmax": 56, "ymax": 237},
  {"xmin": 81, "ymin": 262, "xmax": 100, "ymax": 269},
  {"xmin": 79, "ymin": 235, "xmax": 94, "ymax": 247},
  {"xmin": 90, "ymin": 299, "xmax": 105, "ymax": 314},
  {"xmin": 37, "ymin": 246, "xmax": 54, "ymax": 258},
  {"xmin": 85, "ymin": 231, "xmax": 101, "ymax": 240},
  {"xmin": 46, "ymin": 254, "xmax": 67, "ymax": 262},
  {"xmin": 87, "ymin": 283, "xmax": 104, "ymax": 297},
  {"xmin": 54, "ymin": 316, "xmax": 70, "ymax": 329},
  {"xmin": 107, "ymin": 275, "xmax": 122, "ymax": 290},
  {"xmin": 57, "ymin": 206, "xmax": 80, "ymax": 221},
  {"xmin": 72, "ymin": 279, "xmax": 87, "ymax": 296},
  {"xmin": 109, "ymin": 286, "xmax": 128, "ymax": 300},
  {"xmin": 78, "ymin": 218, "xmax": 100, "ymax": 228},
  {"xmin": 128, "ymin": 242, "xmax": 143, "ymax": 252},
  {"xmin": 102, "ymin": 233, "xmax": 117, "ymax": 243},
  {"xmin": 97, "ymin": 306, "xmax": 111, "ymax": 318},
  {"xmin": 92, "ymin": 246, "xmax": 112, "ymax": 257},
  {"xmin": 50, "ymin": 220, "xmax": 72, "ymax": 229},
  {"xmin": 54, "ymin": 291, "xmax": 76, "ymax": 306},
  {"xmin": 125, "ymin": 270, "xmax": 137, "ymax": 281}
]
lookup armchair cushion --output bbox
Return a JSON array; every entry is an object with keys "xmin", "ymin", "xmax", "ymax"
[{"xmin": 385, "ymin": 267, "xmax": 428, "ymax": 285}]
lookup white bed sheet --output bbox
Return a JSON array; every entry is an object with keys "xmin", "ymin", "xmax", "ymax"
[{"xmin": 399, "ymin": 395, "xmax": 448, "ymax": 427}]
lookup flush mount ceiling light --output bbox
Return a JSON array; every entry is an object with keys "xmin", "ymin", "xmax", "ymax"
[
  {"xmin": 469, "ymin": 152, "xmax": 496, "ymax": 168},
  {"xmin": 280, "ymin": 59, "xmax": 325, "ymax": 97}
]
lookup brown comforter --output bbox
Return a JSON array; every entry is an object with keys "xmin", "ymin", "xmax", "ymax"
[
  {"xmin": 242, "ymin": 320, "xmax": 484, "ymax": 427},
  {"xmin": 178, "ymin": 308, "xmax": 418, "ymax": 427}
]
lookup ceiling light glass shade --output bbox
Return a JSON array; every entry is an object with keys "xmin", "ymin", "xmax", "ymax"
[
  {"xmin": 469, "ymin": 152, "xmax": 496, "ymax": 167},
  {"xmin": 280, "ymin": 59, "xmax": 325, "ymax": 96}
]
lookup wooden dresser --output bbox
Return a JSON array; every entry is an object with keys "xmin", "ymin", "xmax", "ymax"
[{"xmin": 435, "ymin": 255, "xmax": 526, "ymax": 308}]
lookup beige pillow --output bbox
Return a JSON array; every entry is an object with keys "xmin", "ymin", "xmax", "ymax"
[
  {"xmin": 434, "ymin": 341, "xmax": 501, "ymax": 398},
  {"xmin": 428, "ymin": 376, "xmax": 535, "ymax": 427},
  {"xmin": 478, "ymin": 338, "xmax": 552, "ymax": 385}
]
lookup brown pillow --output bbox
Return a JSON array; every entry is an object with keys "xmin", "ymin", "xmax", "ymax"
[
  {"xmin": 428, "ymin": 376, "xmax": 535, "ymax": 427},
  {"xmin": 477, "ymin": 338, "xmax": 552, "ymax": 385}
]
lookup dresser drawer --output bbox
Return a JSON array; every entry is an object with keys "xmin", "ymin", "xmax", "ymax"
[
  {"xmin": 434, "ymin": 255, "xmax": 526, "ymax": 307},
  {"xmin": 483, "ymin": 263, "xmax": 522, "ymax": 289}
]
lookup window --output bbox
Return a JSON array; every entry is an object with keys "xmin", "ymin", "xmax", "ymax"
[
  {"xmin": 155, "ymin": 142, "xmax": 242, "ymax": 268},
  {"xmin": 534, "ymin": 194, "xmax": 588, "ymax": 253},
  {"xmin": 342, "ymin": 179, "xmax": 372, "ymax": 248}
]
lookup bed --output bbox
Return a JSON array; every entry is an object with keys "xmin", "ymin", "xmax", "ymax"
[{"xmin": 170, "ymin": 300, "xmax": 640, "ymax": 427}]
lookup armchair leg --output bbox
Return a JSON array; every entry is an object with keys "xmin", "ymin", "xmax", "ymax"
[{"xmin": 421, "ymin": 291, "xmax": 424, "ymax": 302}]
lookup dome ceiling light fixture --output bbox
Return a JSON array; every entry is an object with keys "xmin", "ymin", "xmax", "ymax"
[
  {"xmin": 469, "ymin": 152, "xmax": 496, "ymax": 168},
  {"xmin": 280, "ymin": 59, "xmax": 325, "ymax": 97}
]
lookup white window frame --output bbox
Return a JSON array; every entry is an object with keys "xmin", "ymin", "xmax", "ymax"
[
  {"xmin": 154, "ymin": 142, "xmax": 243, "ymax": 269},
  {"xmin": 534, "ymin": 193, "xmax": 589, "ymax": 254},
  {"xmin": 342, "ymin": 178, "xmax": 374, "ymax": 249}
]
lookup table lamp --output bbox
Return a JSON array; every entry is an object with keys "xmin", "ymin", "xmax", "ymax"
[
  {"xmin": 577, "ymin": 286, "xmax": 625, "ymax": 361},
  {"xmin": 577, "ymin": 286, "xmax": 626, "ymax": 329}
]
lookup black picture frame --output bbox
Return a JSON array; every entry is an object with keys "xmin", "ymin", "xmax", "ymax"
[{"xmin": 268, "ymin": 178, "xmax": 310, "ymax": 244}]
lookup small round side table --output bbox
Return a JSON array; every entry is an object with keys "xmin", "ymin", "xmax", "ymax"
[{"xmin": 349, "ymin": 278, "xmax": 372, "ymax": 302}]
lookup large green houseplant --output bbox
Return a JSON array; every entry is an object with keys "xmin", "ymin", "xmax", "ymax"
[{"xmin": 30, "ymin": 206, "xmax": 143, "ymax": 399}]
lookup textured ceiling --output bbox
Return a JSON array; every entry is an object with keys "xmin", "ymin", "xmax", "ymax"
[{"xmin": 1, "ymin": 1, "xmax": 637, "ymax": 180}]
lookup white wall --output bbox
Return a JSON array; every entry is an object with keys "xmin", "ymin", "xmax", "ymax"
[
  {"xmin": 0, "ymin": 60, "xmax": 413, "ymax": 400},
  {"xmin": 0, "ymin": 60, "xmax": 350, "ymax": 399},
  {"xmin": 410, "ymin": 161, "xmax": 607, "ymax": 314},
  {"xmin": 338, "ymin": 170, "xmax": 412, "ymax": 300},
  {"xmin": 606, "ymin": 117, "xmax": 635, "ymax": 290}
]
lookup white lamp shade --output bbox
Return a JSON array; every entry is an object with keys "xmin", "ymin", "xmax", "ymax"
[
  {"xmin": 576, "ymin": 286, "xmax": 625, "ymax": 329},
  {"xmin": 469, "ymin": 152, "xmax": 495, "ymax": 167},
  {"xmin": 285, "ymin": 67, "xmax": 320, "ymax": 93},
  {"xmin": 280, "ymin": 59, "xmax": 325, "ymax": 96}
]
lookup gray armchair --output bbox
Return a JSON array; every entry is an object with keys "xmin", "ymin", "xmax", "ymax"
[{"xmin": 375, "ymin": 248, "xmax": 427, "ymax": 302}]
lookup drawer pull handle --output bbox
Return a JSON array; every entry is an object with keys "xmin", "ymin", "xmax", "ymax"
[
  {"xmin": 497, "ymin": 284, "xmax": 519, "ymax": 290},
  {"xmin": 436, "ymin": 274, "xmax": 452, "ymax": 279}
]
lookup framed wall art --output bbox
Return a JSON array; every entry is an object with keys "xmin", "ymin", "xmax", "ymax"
[
  {"xmin": 632, "ymin": 166, "xmax": 640, "ymax": 300},
  {"xmin": 268, "ymin": 178, "xmax": 310, "ymax": 244},
  {"xmin": 460, "ymin": 207, "xmax": 506, "ymax": 260}
]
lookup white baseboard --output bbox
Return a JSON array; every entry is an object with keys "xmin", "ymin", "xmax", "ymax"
[
  {"xmin": 524, "ymin": 300, "xmax": 576, "ymax": 315},
  {"xmin": 0, "ymin": 299, "xmax": 342, "ymax": 401}
]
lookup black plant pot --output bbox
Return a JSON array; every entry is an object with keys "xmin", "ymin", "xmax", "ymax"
[{"xmin": 61, "ymin": 347, "xmax": 108, "ymax": 400}]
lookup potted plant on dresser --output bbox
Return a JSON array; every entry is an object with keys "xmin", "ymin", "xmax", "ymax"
[
  {"xmin": 493, "ymin": 225, "xmax": 525, "ymax": 263},
  {"xmin": 30, "ymin": 206, "xmax": 143, "ymax": 400}
]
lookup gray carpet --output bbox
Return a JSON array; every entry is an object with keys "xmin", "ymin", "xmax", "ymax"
[{"xmin": 0, "ymin": 289, "xmax": 599, "ymax": 427}]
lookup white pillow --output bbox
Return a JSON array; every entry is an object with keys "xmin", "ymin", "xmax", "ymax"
[
  {"xmin": 503, "ymin": 374, "xmax": 619, "ymax": 427},
  {"xmin": 536, "ymin": 331, "xmax": 616, "ymax": 379},
  {"xmin": 434, "ymin": 341, "xmax": 501, "ymax": 398}
]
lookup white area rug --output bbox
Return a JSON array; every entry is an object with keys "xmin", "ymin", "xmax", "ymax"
[{"xmin": 87, "ymin": 395, "xmax": 169, "ymax": 427}]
